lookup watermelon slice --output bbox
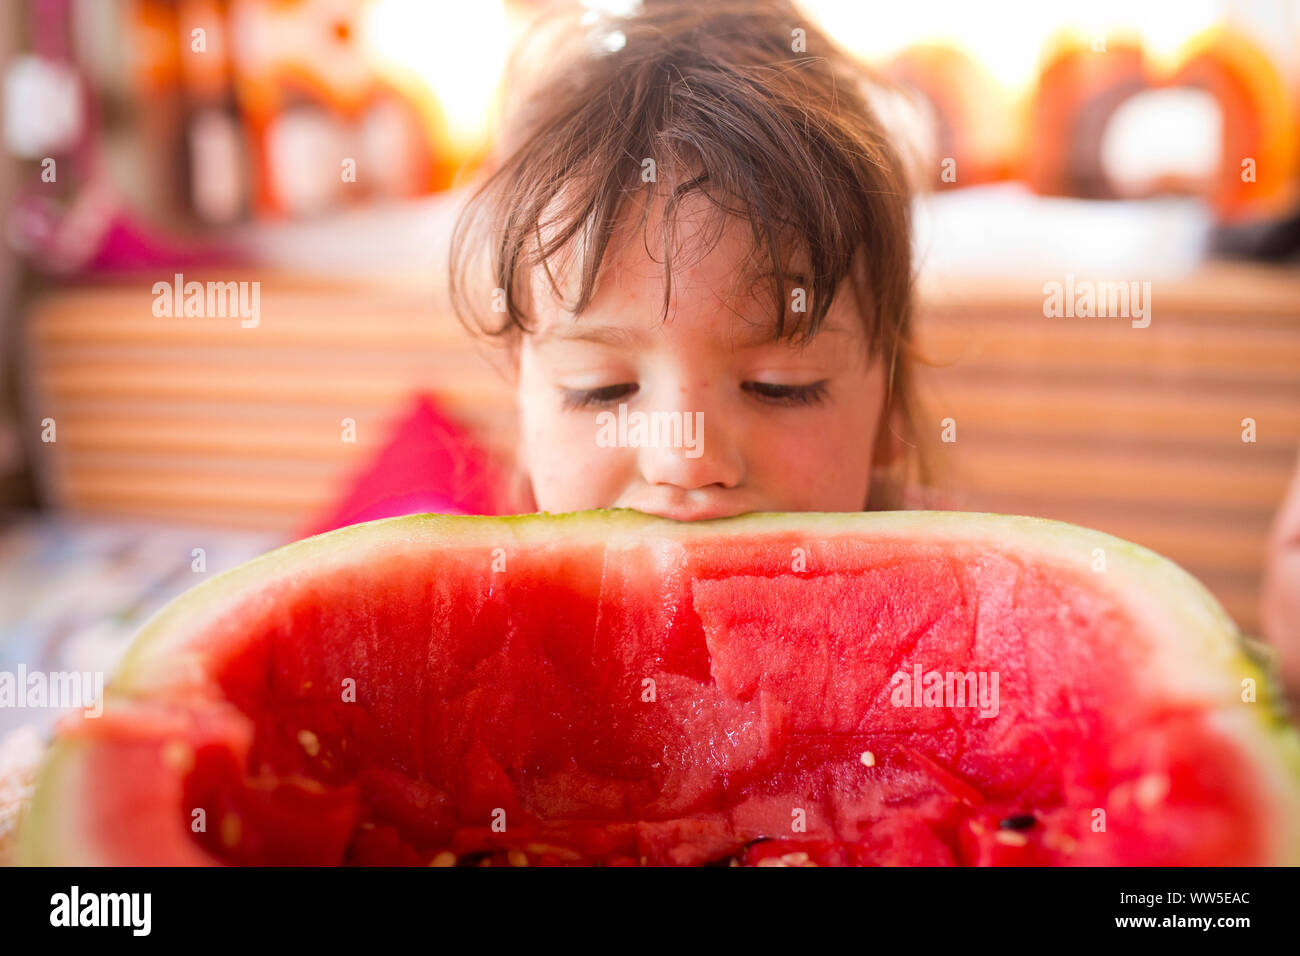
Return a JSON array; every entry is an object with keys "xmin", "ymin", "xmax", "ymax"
[{"xmin": 17, "ymin": 511, "xmax": 1300, "ymax": 866}]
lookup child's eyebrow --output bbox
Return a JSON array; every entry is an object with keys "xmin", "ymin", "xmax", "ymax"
[
  {"xmin": 538, "ymin": 323, "xmax": 781, "ymax": 349},
  {"xmin": 535, "ymin": 321, "xmax": 854, "ymax": 350},
  {"xmin": 535, "ymin": 325, "xmax": 646, "ymax": 347}
]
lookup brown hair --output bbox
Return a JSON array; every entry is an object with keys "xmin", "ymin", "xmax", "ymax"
[{"xmin": 449, "ymin": 0, "xmax": 926, "ymax": 509}]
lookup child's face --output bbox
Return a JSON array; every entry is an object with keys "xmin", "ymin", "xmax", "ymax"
[{"xmin": 514, "ymin": 203, "xmax": 886, "ymax": 520}]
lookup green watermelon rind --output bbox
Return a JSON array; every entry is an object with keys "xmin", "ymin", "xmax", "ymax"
[
  {"xmin": 18, "ymin": 736, "xmax": 94, "ymax": 866},
  {"xmin": 17, "ymin": 509, "xmax": 1300, "ymax": 865}
]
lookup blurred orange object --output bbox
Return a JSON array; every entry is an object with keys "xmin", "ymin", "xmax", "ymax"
[
  {"xmin": 1025, "ymin": 34, "xmax": 1146, "ymax": 199},
  {"xmin": 884, "ymin": 44, "xmax": 1017, "ymax": 188},
  {"xmin": 1171, "ymin": 27, "xmax": 1299, "ymax": 222},
  {"xmin": 1026, "ymin": 26, "xmax": 1299, "ymax": 219}
]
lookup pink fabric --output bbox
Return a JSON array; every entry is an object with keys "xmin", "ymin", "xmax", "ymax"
[{"xmin": 304, "ymin": 394, "xmax": 502, "ymax": 537}]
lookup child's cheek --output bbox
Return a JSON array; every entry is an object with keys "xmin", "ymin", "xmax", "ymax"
[
  {"xmin": 519, "ymin": 400, "xmax": 626, "ymax": 512},
  {"xmin": 754, "ymin": 403, "xmax": 877, "ymax": 511}
]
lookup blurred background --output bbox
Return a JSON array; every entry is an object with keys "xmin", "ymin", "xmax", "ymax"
[{"xmin": 1, "ymin": 0, "xmax": 1300, "ymax": 736}]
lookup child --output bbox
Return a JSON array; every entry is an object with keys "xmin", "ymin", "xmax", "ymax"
[{"xmin": 450, "ymin": 0, "xmax": 927, "ymax": 520}]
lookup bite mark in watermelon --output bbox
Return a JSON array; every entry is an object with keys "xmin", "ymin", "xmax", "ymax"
[{"xmin": 17, "ymin": 511, "xmax": 1300, "ymax": 866}]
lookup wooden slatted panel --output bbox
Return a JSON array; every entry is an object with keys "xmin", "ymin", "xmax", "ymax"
[
  {"xmin": 22, "ymin": 264, "xmax": 1300, "ymax": 632},
  {"xmin": 23, "ymin": 273, "xmax": 519, "ymax": 538},
  {"xmin": 915, "ymin": 262, "xmax": 1300, "ymax": 633}
]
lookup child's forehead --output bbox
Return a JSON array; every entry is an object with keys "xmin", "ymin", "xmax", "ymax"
[
  {"xmin": 529, "ymin": 279, "xmax": 861, "ymax": 354},
  {"xmin": 533, "ymin": 210, "xmax": 809, "ymax": 316},
  {"xmin": 522, "ymin": 185, "xmax": 864, "ymax": 353}
]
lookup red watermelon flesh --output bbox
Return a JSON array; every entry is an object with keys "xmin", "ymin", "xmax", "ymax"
[{"xmin": 18, "ymin": 511, "xmax": 1300, "ymax": 866}]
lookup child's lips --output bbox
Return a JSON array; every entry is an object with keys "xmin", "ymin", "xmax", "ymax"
[{"xmin": 626, "ymin": 501, "xmax": 751, "ymax": 522}]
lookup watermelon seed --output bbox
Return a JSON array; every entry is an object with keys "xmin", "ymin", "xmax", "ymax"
[
  {"xmin": 993, "ymin": 830, "xmax": 1028, "ymax": 847},
  {"xmin": 1134, "ymin": 774, "xmax": 1170, "ymax": 810},
  {"xmin": 859, "ymin": 751, "xmax": 876, "ymax": 767},
  {"xmin": 998, "ymin": 813, "xmax": 1036, "ymax": 831},
  {"xmin": 457, "ymin": 851, "xmax": 492, "ymax": 867},
  {"xmin": 507, "ymin": 849, "xmax": 530, "ymax": 867},
  {"xmin": 297, "ymin": 729, "xmax": 321, "ymax": 758},
  {"xmin": 1043, "ymin": 832, "xmax": 1078, "ymax": 855},
  {"xmin": 429, "ymin": 851, "xmax": 457, "ymax": 867},
  {"xmin": 525, "ymin": 842, "xmax": 581, "ymax": 861},
  {"xmin": 220, "ymin": 813, "xmax": 242, "ymax": 849},
  {"xmin": 161, "ymin": 741, "xmax": 194, "ymax": 773},
  {"xmin": 756, "ymin": 857, "xmax": 789, "ymax": 866}
]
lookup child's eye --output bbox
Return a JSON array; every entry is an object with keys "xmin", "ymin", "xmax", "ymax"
[
  {"xmin": 560, "ymin": 383, "xmax": 639, "ymax": 410},
  {"xmin": 743, "ymin": 380, "xmax": 829, "ymax": 406}
]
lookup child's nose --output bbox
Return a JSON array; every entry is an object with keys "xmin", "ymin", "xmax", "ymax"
[{"xmin": 636, "ymin": 409, "xmax": 743, "ymax": 492}]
